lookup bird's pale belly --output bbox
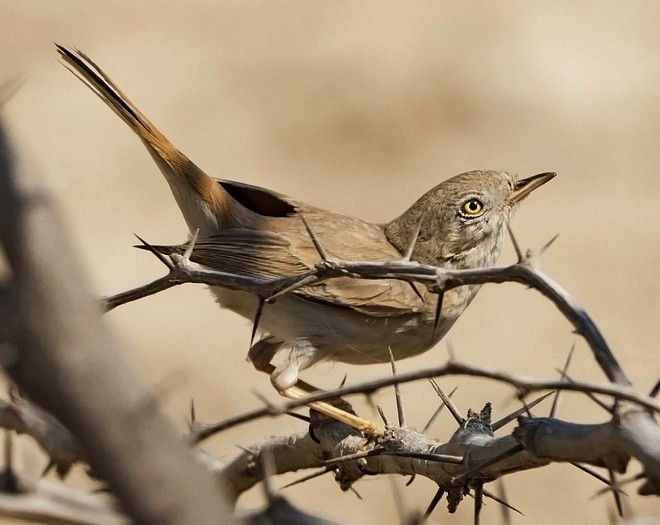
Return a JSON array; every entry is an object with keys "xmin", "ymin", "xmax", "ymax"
[{"xmin": 210, "ymin": 284, "xmax": 474, "ymax": 366}]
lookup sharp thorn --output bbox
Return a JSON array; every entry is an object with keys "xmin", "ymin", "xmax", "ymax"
[
  {"xmin": 492, "ymin": 391, "xmax": 554, "ymax": 431},
  {"xmin": 403, "ymin": 220, "xmax": 423, "ymax": 261},
  {"xmin": 388, "ymin": 346, "xmax": 405, "ymax": 427},
  {"xmin": 570, "ymin": 461, "xmax": 614, "ymax": 486},
  {"xmin": 422, "ymin": 385, "xmax": 459, "ymax": 433},
  {"xmin": 284, "ymin": 411, "xmax": 311, "ymax": 423},
  {"xmin": 539, "ymin": 233, "xmax": 560, "ymax": 256},
  {"xmin": 280, "ymin": 467, "xmax": 334, "ymax": 489},
  {"xmin": 452, "ymin": 444, "xmax": 524, "ymax": 486},
  {"xmin": 609, "ymin": 469, "xmax": 624, "ymax": 518},
  {"xmin": 182, "ymin": 228, "xmax": 199, "ymax": 259},
  {"xmin": 266, "ymin": 272, "xmax": 318, "ymax": 303},
  {"xmin": 377, "ymin": 405, "xmax": 389, "ymax": 426},
  {"xmin": 483, "ymin": 486, "xmax": 524, "ymax": 517},
  {"xmin": 432, "ymin": 292, "xmax": 444, "ymax": 340},
  {"xmin": 507, "ymin": 225, "xmax": 523, "ymax": 263},
  {"xmin": 134, "ymin": 233, "xmax": 174, "ymax": 269},
  {"xmin": 429, "ymin": 379, "xmax": 463, "ymax": 424},
  {"xmin": 299, "ymin": 213, "xmax": 328, "ymax": 261},
  {"xmin": 408, "ymin": 282, "xmax": 425, "ymax": 302},
  {"xmin": 649, "ymin": 378, "xmax": 660, "ymax": 398},
  {"xmin": 349, "ymin": 486, "xmax": 363, "ymax": 500},
  {"xmin": 561, "ymin": 372, "xmax": 614, "ymax": 414},
  {"xmin": 189, "ymin": 399, "xmax": 196, "ymax": 425},
  {"xmin": 550, "ymin": 343, "xmax": 576, "ymax": 417},
  {"xmin": 423, "ymin": 488, "xmax": 444, "ymax": 520},
  {"xmin": 249, "ymin": 298, "xmax": 265, "ymax": 350},
  {"xmin": 473, "ymin": 482, "xmax": 484, "ymax": 525}
]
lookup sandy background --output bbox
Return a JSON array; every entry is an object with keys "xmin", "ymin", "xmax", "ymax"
[{"xmin": 1, "ymin": 1, "xmax": 659, "ymax": 523}]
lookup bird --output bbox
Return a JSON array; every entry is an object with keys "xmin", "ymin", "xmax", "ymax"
[{"xmin": 57, "ymin": 45, "xmax": 554, "ymax": 425}]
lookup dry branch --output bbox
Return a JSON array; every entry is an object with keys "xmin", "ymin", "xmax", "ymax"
[
  {"xmin": 0, "ymin": 117, "xmax": 236, "ymax": 524},
  {"xmin": 0, "ymin": 101, "xmax": 657, "ymax": 523},
  {"xmin": 108, "ymin": 234, "xmax": 629, "ymax": 386}
]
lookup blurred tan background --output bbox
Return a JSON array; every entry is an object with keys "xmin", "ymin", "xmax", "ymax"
[{"xmin": 1, "ymin": 1, "xmax": 659, "ymax": 523}]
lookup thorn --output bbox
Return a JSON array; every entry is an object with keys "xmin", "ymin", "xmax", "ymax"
[
  {"xmin": 550, "ymin": 344, "xmax": 575, "ymax": 418},
  {"xmin": 473, "ymin": 482, "xmax": 484, "ymax": 525},
  {"xmin": 423, "ymin": 488, "xmax": 444, "ymax": 520},
  {"xmin": 492, "ymin": 391, "xmax": 554, "ymax": 431},
  {"xmin": 482, "ymin": 487, "xmax": 523, "ymax": 517},
  {"xmin": 189, "ymin": 399, "xmax": 196, "ymax": 425},
  {"xmin": 252, "ymin": 390, "xmax": 277, "ymax": 410},
  {"xmin": 41, "ymin": 460, "xmax": 54, "ymax": 478},
  {"xmin": 539, "ymin": 233, "xmax": 560, "ymax": 257},
  {"xmin": 507, "ymin": 225, "xmax": 523, "ymax": 263},
  {"xmin": 249, "ymin": 299, "xmax": 265, "ymax": 350},
  {"xmin": 408, "ymin": 282, "xmax": 425, "ymax": 302},
  {"xmin": 235, "ymin": 444, "xmax": 254, "ymax": 455},
  {"xmin": 446, "ymin": 341, "xmax": 456, "ymax": 361},
  {"xmin": 403, "ymin": 220, "xmax": 423, "ymax": 261},
  {"xmin": 452, "ymin": 444, "xmax": 524, "ymax": 486},
  {"xmin": 339, "ymin": 374, "xmax": 348, "ymax": 389},
  {"xmin": 259, "ymin": 449, "xmax": 277, "ymax": 504},
  {"xmin": 183, "ymin": 228, "xmax": 199, "ymax": 260},
  {"xmin": 560, "ymin": 373, "xmax": 615, "ymax": 414},
  {"xmin": 0, "ymin": 77, "xmax": 24, "ymax": 106},
  {"xmin": 324, "ymin": 448, "xmax": 386, "ymax": 466},
  {"xmin": 284, "ymin": 411, "xmax": 310, "ymax": 423},
  {"xmin": 648, "ymin": 378, "xmax": 660, "ymax": 416},
  {"xmin": 649, "ymin": 378, "xmax": 660, "ymax": 399},
  {"xmin": 422, "ymin": 385, "xmax": 459, "ymax": 433},
  {"xmin": 377, "ymin": 406, "xmax": 389, "ymax": 427},
  {"xmin": 134, "ymin": 233, "xmax": 174, "ymax": 269},
  {"xmin": 349, "ymin": 486, "xmax": 363, "ymax": 500},
  {"xmin": 432, "ymin": 292, "xmax": 444, "ymax": 341},
  {"xmin": 516, "ymin": 394, "xmax": 534, "ymax": 418},
  {"xmin": 1, "ymin": 430, "xmax": 20, "ymax": 493},
  {"xmin": 429, "ymin": 379, "xmax": 463, "ymax": 424},
  {"xmin": 609, "ymin": 469, "xmax": 624, "ymax": 518},
  {"xmin": 379, "ymin": 451, "xmax": 463, "ymax": 464},
  {"xmin": 265, "ymin": 272, "xmax": 319, "ymax": 303},
  {"xmin": 280, "ymin": 467, "xmax": 334, "ymax": 489},
  {"xmin": 388, "ymin": 347, "xmax": 405, "ymax": 427},
  {"xmin": 405, "ymin": 474, "xmax": 416, "ymax": 487},
  {"xmin": 299, "ymin": 213, "xmax": 328, "ymax": 261},
  {"xmin": 570, "ymin": 461, "xmax": 616, "ymax": 487},
  {"xmin": 593, "ymin": 473, "xmax": 640, "ymax": 497}
]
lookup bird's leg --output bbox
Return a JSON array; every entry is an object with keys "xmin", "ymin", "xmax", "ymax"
[
  {"xmin": 278, "ymin": 383, "xmax": 382, "ymax": 436},
  {"xmin": 248, "ymin": 339, "xmax": 383, "ymax": 436}
]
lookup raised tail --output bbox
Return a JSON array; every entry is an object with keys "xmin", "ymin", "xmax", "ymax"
[{"xmin": 57, "ymin": 45, "xmax": 229, "ymax": 235}]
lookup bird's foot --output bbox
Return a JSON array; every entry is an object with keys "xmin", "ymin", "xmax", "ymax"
[{"xmin": 279, "ymin": 382, "xmax": 383, "ymax": 437}]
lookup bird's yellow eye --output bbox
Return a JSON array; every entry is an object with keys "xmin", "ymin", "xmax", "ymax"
[{"xmin": 460, "ymin": 198, "xmax": 484, "ymax": 217}]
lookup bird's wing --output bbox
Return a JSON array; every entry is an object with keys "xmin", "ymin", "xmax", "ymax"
[{"xmin": 153, "ymin": 221, "xmax": 429, "ymax": 317}]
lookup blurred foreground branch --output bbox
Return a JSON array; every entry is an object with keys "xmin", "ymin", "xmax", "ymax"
[{"xmin": 0, "ymin": 117, "xmax": 235, "ymax": 524}]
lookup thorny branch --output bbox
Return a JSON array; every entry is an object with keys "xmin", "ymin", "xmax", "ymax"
[
  {"xmin": 106, "ymin": 235, "xmax": 628, "ymax": 386},
  {"xmin": 0, "ymin": 109, "xmax": 657, "ymax": 523},
  {"xmin": 99, "ymin": 213, "xmax": 660, "ymax": 513},
  {"xmin": 191, "ymin": 361, "xmax": 658, "ymax": 441}
]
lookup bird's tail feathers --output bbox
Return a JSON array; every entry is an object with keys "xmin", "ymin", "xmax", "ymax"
[{"xmin": 57, "ymin": 44, "xmax": 228, "ymax": 233}]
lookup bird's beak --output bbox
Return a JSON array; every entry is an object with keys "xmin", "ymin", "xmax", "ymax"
[{"xmin": 508, "ymin": 172, "xmax": 556, "ymax": 205}]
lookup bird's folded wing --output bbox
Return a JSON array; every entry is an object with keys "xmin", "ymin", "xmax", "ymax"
[{"xmin": 154, "ymin": 228, "xmax": 429, "ymax": 317}]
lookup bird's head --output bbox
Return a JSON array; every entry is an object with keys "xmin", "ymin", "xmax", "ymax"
[{"xmin": 385, "ymin": 170, "xmax": 555, "ymax": 268}]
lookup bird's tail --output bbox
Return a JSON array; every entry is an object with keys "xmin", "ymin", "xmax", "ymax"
[{"xmin": 56, "ymin": 45, "xmax": 228, "ymax": 234}]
